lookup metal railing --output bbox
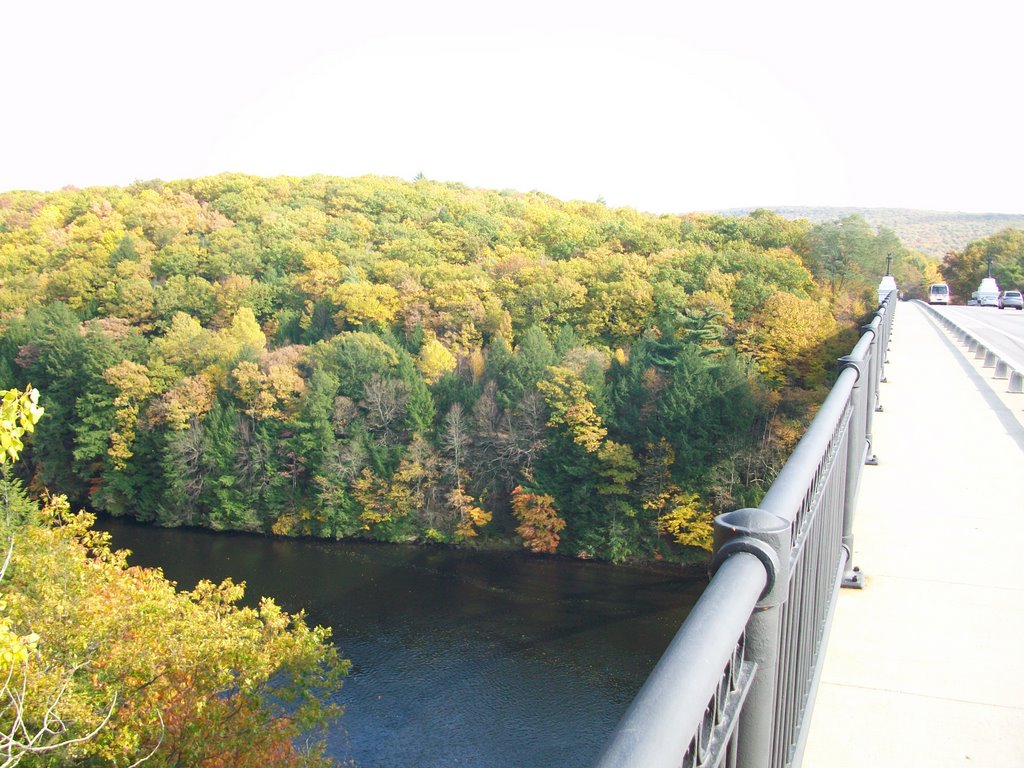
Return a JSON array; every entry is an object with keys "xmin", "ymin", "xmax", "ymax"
[
  {"xmin": 593, "ymin": 291, "xmax": 897, "ymax": 768},
  {"xmin": 919, "ymin": 301, "xmax": 1024, "ymax": 392}
]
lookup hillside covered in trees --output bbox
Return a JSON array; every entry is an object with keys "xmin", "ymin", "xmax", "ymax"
[
  {"xmin": 721, "ymin": 206, "xmax": 1024, "ymax": 259},
  {"xmin": 0, "ymin": 175, "xmax": 922, "ymax": 563}
]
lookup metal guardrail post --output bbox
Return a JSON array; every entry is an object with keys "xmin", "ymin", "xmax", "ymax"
[
  {"xmin": 713, "ymin": 508, "xmax": 792, "ymax": 768},
  {"xmin": 865, "ymin": 314, "xmax": 883, "ymax": 416},
  {"xmin": 878, "ymin": 293, "xmax": 895, "ymax": 376},
  {"xmin": 836, "ymin": 346, "xmax": 868, "ymax": 589},
  {"xmin": 856, "ymin": 318, "xmax": 881, "ymax": 465}
]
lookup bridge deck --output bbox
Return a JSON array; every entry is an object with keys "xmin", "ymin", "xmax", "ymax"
[{"xmin": 802, "ymin": 301, "xmax": 1024, "ymax": 766}]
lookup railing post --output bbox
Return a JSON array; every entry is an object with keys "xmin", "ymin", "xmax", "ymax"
[
  {"xmin": 866, "ymin": 314, "xmax": 884, "ymax": 415},
  {"xmin": 837, "ymin": 349, "xmax": 868, "ymax": 588},
  {"xmin": 879, "ymin": 293, "xmax": 894, "ymax": 374},
  {"xmin": 713, "ymin": 508, "xmax": 792, "ymax": 768},
  {"xmin": 856, "ymin": 321, "xmax": 880, "ymax": 465}
]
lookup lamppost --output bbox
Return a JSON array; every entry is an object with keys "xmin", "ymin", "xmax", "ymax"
[{"xmin": 878, "ymin": 253, "xmax": 898, "ymax": 303}]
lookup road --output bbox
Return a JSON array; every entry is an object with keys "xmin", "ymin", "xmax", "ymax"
[{"xmin": 927, "ymin": 302, "xmax": 1024, "ymax": 369}]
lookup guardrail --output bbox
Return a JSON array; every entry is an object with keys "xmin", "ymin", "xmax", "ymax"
[
  {"xmin": 918, "ymin": 301, "xmax": 1024, "ymax": 393},
  {"xmin": 593, "ymin": 291, "xmax": 897, "ymax": 768}
]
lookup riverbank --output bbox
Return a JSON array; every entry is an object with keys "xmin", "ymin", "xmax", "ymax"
[{"xmin": 99, "ymin": 510, "xmax": 714, "ymax": 579}]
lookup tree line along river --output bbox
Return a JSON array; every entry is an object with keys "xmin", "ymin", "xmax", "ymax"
[{"xmin": 100, "ymin": 517, "xmax": 705, "ymax": 767}]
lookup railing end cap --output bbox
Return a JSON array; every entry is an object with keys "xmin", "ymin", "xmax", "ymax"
[{"xmin": 715, "ymin": 507, "xmax": 790, "ymax": 535}]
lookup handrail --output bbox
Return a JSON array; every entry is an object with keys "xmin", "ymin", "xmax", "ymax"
[
  {"xmin": 591, "ymin": 552, "xmax": 766, "ymax": 768},
  {"xmin": 593, "ymin": 290, "xmax": 898, "ymax": 768}
]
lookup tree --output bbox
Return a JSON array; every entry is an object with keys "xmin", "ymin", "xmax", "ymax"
[
  {"xmin": 537, "ymin": 366, "xmax": 606, "ymax": 453},
  {"xmin": 735, "ymin": 292, "xmax": 836, "ymax": 389},
  {"xmin": 657, "ymin": 492, "xmax": 714, "ymax": 551},
  {"xmin": 439, "ymin": 404, "xmax": 491, "ymax": 539},
  {"xmin": 0, "ymin": 387, "xmax": 111, "ymax": 766},
  {"xmin": 803, "ymin": 216, "xmax": 875, "ymax": 300},
  {"xmin": 6, "ymin": 497, "xmax": 346, "ymax": 768},
  {"xmin": 415, "ymin": 334, "xmax": 457, "ymax": 384},
  {"xmin": 511, "ymin": 486, "xmax": 565, "ymax": 554},
  {"xmin": 102, "ymin": 360, "xmax": 154, "ymax": 470}
]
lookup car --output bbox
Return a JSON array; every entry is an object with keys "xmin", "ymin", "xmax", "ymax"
[{"xmin": 998, "ymin": 290, "xmax": 1024, "ymax": 310}]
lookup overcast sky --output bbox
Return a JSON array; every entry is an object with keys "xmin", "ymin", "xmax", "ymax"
[{"xmin": 3, "ymin": 0, "xmax": 1022, "ymax": 214}]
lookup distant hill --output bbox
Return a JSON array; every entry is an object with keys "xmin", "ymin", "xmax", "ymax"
[{"xmin": 717, "ymin": 207, "xmax": 1024, "ymax": 259}]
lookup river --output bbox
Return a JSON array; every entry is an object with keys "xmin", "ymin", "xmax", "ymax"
[{"xmin": 100, "ymin": 518, "xmax": 705, "ymax": 768}]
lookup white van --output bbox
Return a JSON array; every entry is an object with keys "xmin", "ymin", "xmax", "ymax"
[{"xmin": 928, "ymin": 283, "xmax": 950, "ymax": 305}]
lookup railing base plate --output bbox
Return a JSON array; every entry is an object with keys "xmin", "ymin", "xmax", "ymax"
[{"xmin": 842, "ymin": 566, "xmax": 864, "ymax": 589}]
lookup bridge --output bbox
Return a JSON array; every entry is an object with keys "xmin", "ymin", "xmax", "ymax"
[{"xmin": 593, "ymin": 297, "xmax": 1024, "ymax": 767}]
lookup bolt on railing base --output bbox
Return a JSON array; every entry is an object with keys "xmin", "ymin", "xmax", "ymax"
[
  {"xmin": 865, "ymin": 455, "xmax": 879, "ymax": 466},
  {"xmin": 841, "ymin": 565, "xmax": 864, "ymax": 589}
]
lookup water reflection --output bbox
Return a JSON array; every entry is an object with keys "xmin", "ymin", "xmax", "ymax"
[{"xmin": 101, "ymin": 518, "xmax": 704, "ymax": 768}]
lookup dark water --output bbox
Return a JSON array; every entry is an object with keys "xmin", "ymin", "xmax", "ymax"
[{"xmin": 100, "ymin": 519, "xmax": 705, "ymax": 768}]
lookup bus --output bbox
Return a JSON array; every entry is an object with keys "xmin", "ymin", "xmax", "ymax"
[{"xmin": 928, "ymin": 283, "xmax": 950, "ymax": 305}]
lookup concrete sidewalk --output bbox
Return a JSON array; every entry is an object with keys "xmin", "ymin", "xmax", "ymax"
[{"xmin": 802, "ymin": 301, "xmax": 1024, "ymax": 767}]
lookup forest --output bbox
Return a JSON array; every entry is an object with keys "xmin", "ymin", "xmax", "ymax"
[{"xmin": 0, "ymin": 174, "xmax": 930, "ymax": 564}]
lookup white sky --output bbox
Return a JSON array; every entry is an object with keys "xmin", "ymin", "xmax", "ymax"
[{"xmin": 2, "ymin": 0, "xmax": 1022, "ymax": 214}]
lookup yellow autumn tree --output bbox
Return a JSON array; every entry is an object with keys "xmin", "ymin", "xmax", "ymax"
[
  {"xmin": 537, "ymin": 366, "xmax": 607, "ymax": 453},
  {"xmin": 657, "ymin": 492, "xmax": 714, "ymax": 551},
  {"xmin": 416, "ymin": 334, "xmax": 457, "ymax": 384},
  {"xmin": 232, "ymin": 360, "xmax": 305, "ymax": 421},
  {"xmin": 448, "ymin": 487, "xmax": 492, "ymax": 539},
  {"xmin": 102, "ymin": 361, "xmax": 153, "ymax": 470},
  {"xmin": 333, "ymin": 280, "xmax": 401, "ymax": 328},
  {"xmin": 735, "ymin": 291, "xmax": 836, "ymax": 387}
]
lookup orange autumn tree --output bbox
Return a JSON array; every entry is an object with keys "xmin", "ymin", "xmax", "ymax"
[{"xmin": 511, "ymin": 486, "xmax": 566, "ymax": 555}]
